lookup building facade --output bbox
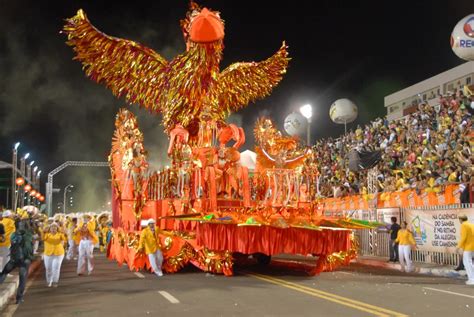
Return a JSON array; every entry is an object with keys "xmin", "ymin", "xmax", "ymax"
[{"xmin": 384, "ymin": 61, "xmax": 474, "ymax": 121}]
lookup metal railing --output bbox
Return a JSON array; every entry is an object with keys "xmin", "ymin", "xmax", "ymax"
[
  {"xmin": 356, "ymin": 229, "xmax": 460, "ymax": 266},
  {"xmin": 356, "ymin": 204, "xmax": 474, "ymax": 266}
]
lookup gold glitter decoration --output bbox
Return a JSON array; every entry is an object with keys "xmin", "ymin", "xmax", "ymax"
[{"xmin": 63, "ymin": 9, "xmax": 289, "ymax": 137}]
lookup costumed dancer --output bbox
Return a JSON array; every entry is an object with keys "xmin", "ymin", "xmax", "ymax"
[
  {"xmin": 0, "ymin": 210, "xmax": 16, "ymax": 271},
  {"xmin": 43, "ymin": 222, "xmax": 67, "ymax": 287},
  {"xmin": 105, "ymin": 222, "xmax": 113, "ymax": 246},
  {"xmin": 66, "ymin": 217, "xmax": 78, "ymax": 260},
  {"xmin": 32, "ymin": 218, "xmax": 42, "ymax": 255},
  {"xmin": 74, "ymin": 216, "xmax": 99, "ymax": 276},
  {"xmin": 98, "ymin": 212, "xmax": 110, "ymax": 252},
  {"xmin": 395, "ymin": 221, "xmax": 417, "ymax": 273},
  {"xmin": 138, "ymin": 219, "xmax": 163, "ymax": 277},
  {"xmin": 100, "ymin": 222, "xmax": 110, "ymax": 253}
]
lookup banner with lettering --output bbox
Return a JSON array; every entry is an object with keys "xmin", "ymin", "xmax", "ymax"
[
  {"xmin": 404, "ymin": 208, "xmax": 474, "ymax": 253},
  {"xmin": 377, "ymin": 208, "xmax": 401, "ymax": 224}
]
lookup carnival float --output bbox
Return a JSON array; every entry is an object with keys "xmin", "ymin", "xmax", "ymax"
[{"xmin": 63, "ymin": 2, "xmax": 381, "ymax": 276}]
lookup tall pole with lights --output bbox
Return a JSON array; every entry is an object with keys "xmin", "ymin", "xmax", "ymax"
[
  {"xmin": 11, "ymin": 142, "xmax": 20, "ymax": 209},
  {"xmin": 300, "ymin": 104, "xmax": 313, "ymax": 146},
  {"xmin": 27, "ymin": 161, "xmax": 35, "ymax": 182},
  {"xmin": 33, "ymin": 166, "xmax": 38, "ymax": 184},
  {"xmin": 63, "ymin": 184, "xmax": 74, "ymax": 214},
  {"xmin": 37, "ymin": 170, "xmax": 42, "ymax": 190},
  {"xmin": 20, "ymin": 153, "xmax": 30, "ymax": 176}
]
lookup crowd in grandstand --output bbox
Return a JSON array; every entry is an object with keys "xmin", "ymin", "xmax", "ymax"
[{"xmin": 315, "ymin": 88, "xmax": 474, "ymax": 198}]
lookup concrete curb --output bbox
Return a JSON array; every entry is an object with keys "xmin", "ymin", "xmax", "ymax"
[
  {"xmin": 0, "ymin": 257, "xmax": 42, "ymax": 311},
  {"xmin": 354, "ymin": 257, "xmax": 467, "ymax": 278}
]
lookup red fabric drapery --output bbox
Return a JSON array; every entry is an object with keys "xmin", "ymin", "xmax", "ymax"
[{"xmin": 196, "ymin": 223, "xmax": 351, "ymax": 256}]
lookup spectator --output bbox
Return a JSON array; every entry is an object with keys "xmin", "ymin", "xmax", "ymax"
[{"xmin": 388, "ymin": 217, "xmax": 401, "ymax": 263}]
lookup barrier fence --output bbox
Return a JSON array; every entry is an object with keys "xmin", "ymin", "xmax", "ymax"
[{"xmin": 356, "ymin": 203, "xmax": 474, "ymax": 267}]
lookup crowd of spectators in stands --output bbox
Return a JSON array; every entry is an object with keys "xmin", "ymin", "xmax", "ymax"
[{"xmin": 315, "ymin": 88, "xmax": 474, "ymax": 198}]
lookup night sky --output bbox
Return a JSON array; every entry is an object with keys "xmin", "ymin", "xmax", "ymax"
[{"xmin": 0, "ymin": 0, "xmax": 472, "ymax": 211}]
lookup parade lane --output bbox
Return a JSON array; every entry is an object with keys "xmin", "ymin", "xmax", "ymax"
[
  {"xmin": 3, "ymin": 254, "xmax": 474, "ymax": 317},
  {"xmin": 245, "ymin": 262, "xmax": 474, "ymax": 317}
]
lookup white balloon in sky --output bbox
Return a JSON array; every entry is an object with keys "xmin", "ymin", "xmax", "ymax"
[
  {"xmin": 284, "ymin": 112, "xmax": 306, "ymax": 136},
  {"xmin": 329, "ymin": 99, "xmax": 358, "ymax": 124},
  {"xmin": 451, "ymin": 14, "xmax": 474, "ymax": 61}
]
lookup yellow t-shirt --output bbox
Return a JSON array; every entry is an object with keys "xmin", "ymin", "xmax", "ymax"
[
  {"xmin": 73, "ymin": 225, "xmax": 99, "ymax": 245},
  {"xmin": 395, "ymin": 178, "xmax": 406, "ymax": 190},
  {"xmin": 101, "ymin": 226, "xmax": 110, "ymax": 244},
  {"xmin": 0, "ymin": 218, "xmax": 16, "ymax": 247},
  {"xmin": 395, "ymin": 229, "xmax": 416, "ymax": 246},
  {"xmin": 43, "ymin": 232, "xmax": 67, "ymax": 256},
  {"xmin": 139, "ymin": 227, "xmax": 161, "ymax": 255},
  {"xmin": 457, "ymin": 222, "xmax": 474, "ymax": 251}
]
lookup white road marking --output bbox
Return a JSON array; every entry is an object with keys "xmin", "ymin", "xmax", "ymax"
[
  {"xmin": 134, "ymin": 272, "xmax": 145, "ymax": 279},
  {"xmin": 158, "ymin": 291, "xmax": 180, "ymax": 304},
  {"xmin": 423, "ymin": 287, "xmax": 474, "ymax": 299}
]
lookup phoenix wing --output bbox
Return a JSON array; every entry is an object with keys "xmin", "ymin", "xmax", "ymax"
[
  {"xmin": 63, "ymin": 9, "xmax": 168, "ymax": 112},
  {"xmin": 217, "ymin": 43, "xmax": 289, "ymax": 113}
]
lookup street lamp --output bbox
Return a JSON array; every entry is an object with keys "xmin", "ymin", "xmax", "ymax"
[
  {"xmin": 37, "ymin": 170, "xmax": 42, "ymax": 189},
  {"xmin": 11, "ymin": 142, "xmax": 20, "ymax": 210},
  {"xmin": 63, "ymin": 184, "xmax": 74, "ymax": 214},
  {"xmin": 20, "ymin": 153, "xmax": 29, "ymax": 178},
  {"xmin": 299, "ymin": 104, "xmax": 313, "ymax": 146},
  {"xmin": 27, "ymin": 161, "xmax": 35, "ymax": 181},
  {"xmin": 32, "ymin": 166, "xmax": 38, "ymax": 184}
]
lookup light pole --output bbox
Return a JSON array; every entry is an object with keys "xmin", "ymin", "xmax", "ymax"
[
  {"xmin": 20, "ymin": 153, "xmax": 30, "ymax": 177},
  {"xmin": 37, "ymin": 170, "xmax": 42, "ymax": 189},
  {"xmin": 11, "ymin": 142, "xmax": 20, "ymax": 210},
  {"xmin": 300, "ymin": 104, "xmax": 313, "ymax": 146},
  {"xmin": 63, "ymin": 184, "xmax": 74, "ymax": 214},
  {"xmin": 27, "ymin": 161, "xmax": 35, "ymax": 181},
  {"xmin": 33, "ymin": 166, "xmax": 38, "ymax": 184}
]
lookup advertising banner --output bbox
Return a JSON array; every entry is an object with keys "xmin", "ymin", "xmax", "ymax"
[
  {"xmin": 377, "ymin": 208, "xmax": 401, "ymax": 224},
  {"xmin": 404, "ymin": 208, "xmax": 474, "ymax": 253}
]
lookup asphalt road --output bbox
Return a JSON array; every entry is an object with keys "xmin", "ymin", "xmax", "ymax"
[{"xmin": 2, "ymin": 253, "xmax": 474, "ymax": 317}]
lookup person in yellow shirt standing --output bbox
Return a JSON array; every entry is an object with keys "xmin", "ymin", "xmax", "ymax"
[
  {"xmin": 43, "ymin": 223, "xmax": 67, "ymax": 287},
  {"xmin": 66, "ymin": 218, "xmax": 78, "ymax": 261},
  {"xmin": 395, "ymin": 221, "xmax": 417, "ymax": 273},
  {"xmin": 139, "ymin": 219, "xmax": 163, "ymax": 277},
  {"xmin": 74, "ymin": 219, "xmax": 99, "ymax": 276},
  {"xmin": 457, "ymin": 214, "xmax": 474, "ymax": 285},
  {"xmin": 0, "ymin": 211, "xmax": 16, "ymax": 271}
]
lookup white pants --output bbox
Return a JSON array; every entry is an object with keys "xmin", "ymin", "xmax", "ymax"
[
  {"xmin": 66, "ymin": 239, "xmax": 77, "ymax": 260},
  {"xmin": 44, "ymin": 255, "xmax": 64, "ymax": 285},
  {"xmin": 33, "ymin": 240, "xmax": 39, "ymax": 255},
  {"xmin": 148, "ymin": 250, "xmax": 163, "ymax": 275},
  {"xmin": 77, "ymin": 240, "xmax": 94, "ymax": 274},
  {"xmin": 398, "ymin": 245, "xmax": 413, "ymax": 272},
  {"xmin": 0, "ymin": 247, "xmax": 9, "ymax": 271},
  {"xmin": 463, "ymin": 251, "xmax": 474, "ymax": 282}
]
